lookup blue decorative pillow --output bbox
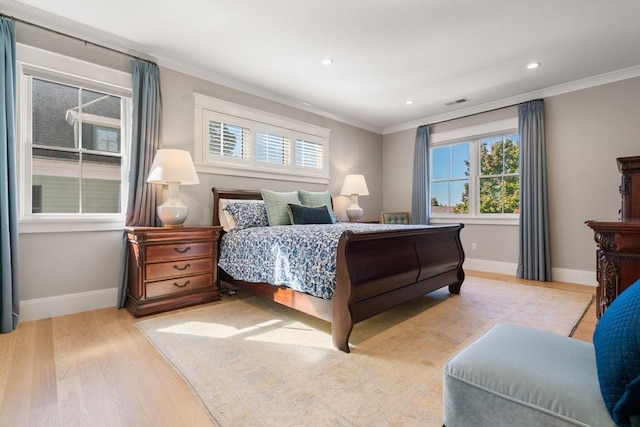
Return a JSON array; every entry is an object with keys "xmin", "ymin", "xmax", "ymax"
[
  {"xmin": 286, "ymin": 203, "xmax": 333, "ymax": 225},
  {"xmin": 223, "ymin": 201, "xmax": 268, "ymax": 230},
  {"xmin": 298, "ymin": 189, "xmax": 338, "ymax": 223},
  {"xmin": 593, "ymin": 278, "xmax": 640, "ymax": 426}
]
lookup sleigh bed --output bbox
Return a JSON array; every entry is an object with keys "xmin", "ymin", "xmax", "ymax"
[{"xmin": 212, "ymin": 188, "xmax": 465, "ymax": 352}]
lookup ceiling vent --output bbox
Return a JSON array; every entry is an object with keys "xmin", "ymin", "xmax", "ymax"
[{"xmin": 445, "ymin": 98, "xmax": 469, "ymax": 106}]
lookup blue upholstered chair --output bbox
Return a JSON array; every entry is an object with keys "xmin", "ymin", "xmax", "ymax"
[{"xmin": 443, "ymin": 279, "xmax": 640, "ymax": 427}]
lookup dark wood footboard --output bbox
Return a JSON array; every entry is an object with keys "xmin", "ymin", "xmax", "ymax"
[
  {"xmin": 332, "ymin": 225, "xmax": 465, "ymax": 352},
  {"xmin": 212, "ymin": 188, "xmax": 465, "ymax": 353}
]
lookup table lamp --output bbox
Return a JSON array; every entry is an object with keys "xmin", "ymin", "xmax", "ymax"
[
  {"xmin": 147, "ymin": 149, "xmax": 200, "ymax": 226},
  {"xmin": 340, "ymin": 174, "xmax": 369, "ymax": 221}
]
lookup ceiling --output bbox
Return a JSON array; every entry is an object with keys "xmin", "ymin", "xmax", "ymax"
[{"xmin": 3, "ymin": 0, "xmax": 640, "ymax": 133}]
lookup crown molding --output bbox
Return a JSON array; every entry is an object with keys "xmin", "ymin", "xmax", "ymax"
[
  {"xmin": 1, "ymin": 0, "xmax": 383, "ymax": 134},
  {"xmin": 1, "ymin": 0, "xmax": 152, "ymax": 60},
  {"xmin": 2, "ymin": 0, "xmax": 637, "ymax": 137},
  {"xmin": 156, "ymin": 53, "xmax": 383, "ymax": 134},
  {"xmin": 383, "ymin": 65, "xmax": 640, "ymax": 135}
]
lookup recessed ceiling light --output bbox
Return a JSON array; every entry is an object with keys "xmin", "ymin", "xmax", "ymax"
[
  {"xmin": 320, "ymin": 58, "xmax": 333, "ymax": 66},
  {"xmin": 527, "ymin": 62, "xmax": 541, "ymax": 70},
  {"xmin": 405, "ymin": 100, "xmax": 414, "ymax": 105}
]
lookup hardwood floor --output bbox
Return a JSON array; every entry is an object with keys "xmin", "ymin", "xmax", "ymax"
[
  {"xmin": 0, "ymin": 306, "xmax": 217, "ymax": 427},
  {"xmin": 0, "ymin": 273, "xmax": 597, "ymax": 427}
]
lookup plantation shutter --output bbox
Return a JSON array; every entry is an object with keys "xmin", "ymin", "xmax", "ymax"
[
  {"xmin": 256, "ymin": 131, "xmax": 290, "ymax": 165},
  {"xmin": 295, "ymin": 139, "xmax": 323, "ymax": 170},
  {"xmin": 208, "ymin": 120, "xmax": 251, "ymax": 159}
]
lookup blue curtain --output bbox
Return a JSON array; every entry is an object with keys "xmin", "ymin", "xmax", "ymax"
[
  {"xmin": 117, "ymin": 60, "xmax": 162, "ymax": 308},
  {"xmin": 517, "ymin": 100, "xmax": 551, "ymax": 281},
  {"xmin": 0, "ymin": 17, "xmax": 19, "ymax": 333},
  {"xmin": 412, "ymin": 125, "xmax": 431, "ymax": 224}
]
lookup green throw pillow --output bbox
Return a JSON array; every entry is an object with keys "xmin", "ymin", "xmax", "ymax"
[{"xmin": 261, "ymin": 189, "xmax": 300, "ymax": 226}]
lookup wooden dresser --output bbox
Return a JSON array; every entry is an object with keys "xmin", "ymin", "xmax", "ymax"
[
  {"xmin": 586, "ymin": 155, "xmax": 640, "ymax": 318},
  {"xmin": 585, "ymin": 220, "xmax": 640, "ymax": 318},
  {"xmin": 125, "ymin": 226, "xmax": 222, "ymax": 317}
]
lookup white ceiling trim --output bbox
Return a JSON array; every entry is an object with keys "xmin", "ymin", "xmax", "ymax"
[
  {"xmin": 2, "ymin": 0, "xmax": 638, "ymax": 137},
  {"xmin": 0, "ymin": 0, "xmax": 152, "ymax": 60},
  {"xmin": 157, "ymin": 54, "xmax": 383, "ymax": 134},
  {"xmin": 383, "ymin": 65, "xmax": 640, "ymax": 135},
  {"xmin": 1, "ymin": 0, "xmax": 384, "ymax": 134}
]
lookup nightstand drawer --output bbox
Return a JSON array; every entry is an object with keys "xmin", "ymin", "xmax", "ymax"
[
  {"xmin": 145, "ymin": 273, "xmax": 213, "ymax": 299},
  {"xmin": 146, "ymin": 241, "xmax": 213, "ymax": 261},
  {"xmin": 146, "ymin": 258, "xmax": 214, "ymax": 281}
]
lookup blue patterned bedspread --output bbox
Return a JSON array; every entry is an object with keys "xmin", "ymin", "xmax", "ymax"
[{"xmin": 218, "ymin": 223, "xmax": 429, "ymax": 299}]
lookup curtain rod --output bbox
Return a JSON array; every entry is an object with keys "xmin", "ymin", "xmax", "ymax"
[
  {"xmin": 0, "ymin": 12, "xmax": 151, "ymax": 63},
  {"xmin": 427, "ymin": 99, "xmax": 542, "ymax": 127}
]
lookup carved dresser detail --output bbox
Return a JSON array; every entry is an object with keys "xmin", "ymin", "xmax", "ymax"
[
  {"xmin": 618, "ymin": 155, "xmax": 640, "ymax": 219},
  {"xmin": 586, "ymin": 222, "xmax": 640, "ymax": 317}
]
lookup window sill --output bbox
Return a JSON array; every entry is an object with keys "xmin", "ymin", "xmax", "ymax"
[
  {"xmin": 19, "ymin": 217, "xmax": 126, "ymax": 234},
  {"xmin": 430, "ymin": 217, "xmax": 519, "ymax": 226}
]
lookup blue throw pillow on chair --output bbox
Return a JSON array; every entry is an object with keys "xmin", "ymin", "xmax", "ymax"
[{"xmin": 593, "ymin": 278, "xmax": 640, "ymax": 427}]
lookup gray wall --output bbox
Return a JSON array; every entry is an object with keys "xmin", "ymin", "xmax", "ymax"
[
  {"xmin": 160, "ymin": 67, "xmax": 383, "ymax": 226},
  {"xmin": 382, "ymin": 77, "xmax": 640, "ymax": 276},
  {"xmin": 17, "ymin": 23, "xmax": 382, "ymax": 303},
  {"xmin": 14, "ymin": 19, "xmax": 639, "ymax": 307},
  {"xmin": 546, "ymin": 78, "xmax": 640, "ymax": 271}
]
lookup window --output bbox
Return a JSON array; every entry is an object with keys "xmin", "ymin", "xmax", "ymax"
[
  {"xmin": 256, "ymin": 131, "xmax": 290, "ymax": 166},
  {"xmin": 430, "ymin": 118, "xmax": 519, "ymax": 222},
  {"xmin": 194, "ymin": 94, "xmax": 331, "ymax": 184},
  {"xmin": 431, "ymin": 142, "xmax": 471, "ymax": 214},
  {"xmin": 17, "ymin": 44, "xmax": 132, "ymax": 232},
  {"xmin": 95, "ymin": 127, "xmax": 120, "ymax": 153},
  {"xmin": 478, "ymin": 135, "xmax": 520, "ymax": 214},
  {"xmin": 205, "ymin": 113, "xmax": 251, "ymax": 163},
  {"xmin": 295, "ymin": 139, "xmax": 324, "ymax": 170}
]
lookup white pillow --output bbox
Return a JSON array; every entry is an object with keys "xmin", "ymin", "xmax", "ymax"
[{"xmin": 218, "ymin": 199, "xmax": 236, "ymax": 232}]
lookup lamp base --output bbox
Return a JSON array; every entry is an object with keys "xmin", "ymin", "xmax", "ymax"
[
  {"xmin": 346, "ymin": 205, "xmax": 363, "ymax": 222},
  {"xmin": 157, "ymin": 204, "xmax": 189, "ymax": 227},
  {"xmin": 157, "ymin": 182, "xmax": 189, "ymax": 226}
]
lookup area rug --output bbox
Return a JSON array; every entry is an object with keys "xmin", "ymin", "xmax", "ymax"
[{"xmin": 136, "ymin": 276, "xmax": 594, "ymax": 427}]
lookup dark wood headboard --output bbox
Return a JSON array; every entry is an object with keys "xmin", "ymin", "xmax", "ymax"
[{"xmin": 211, "ymin": 188, "xmax": 263, "ymax": 226}]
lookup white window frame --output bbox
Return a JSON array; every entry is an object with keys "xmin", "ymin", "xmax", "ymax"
[
  {"xmin": 16, "ymin": 44, "xmax": 132, "ymax": 233},
  {"xmin": 430, "ymin": 117, "xmax": 519, "ymax": 226},
  {"xmin": 194, "ymin": 93, "xmax": 331, "ymax": 184}
]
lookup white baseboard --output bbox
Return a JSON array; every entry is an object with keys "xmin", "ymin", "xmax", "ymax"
[
  {"xmin": 465, "ymin": 258, "xmax": 597, "ymax": 287},
  {"xmin": 17, "ymin": 259, "xmax": 598, "ymax": 323},
  {"xmin": 551, "ymin": 267, "xmax": 597, "ymax": 287},
  {"xmin": 20, "ymin": 287, "xmax": 118, "ymax": 323}
]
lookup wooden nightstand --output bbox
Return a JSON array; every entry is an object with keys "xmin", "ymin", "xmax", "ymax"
[{"xmin": 124, "ymin": 226, "xmax": 223, "ymax": 317}]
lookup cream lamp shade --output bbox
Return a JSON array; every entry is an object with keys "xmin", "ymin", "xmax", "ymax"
[
  {"xmin": 340, "ymin": 174, "xmax": 369, "ymax": 222},
  {"xmin": 147, "ymin": 149, "xmax": 200, "ymax": 226}
]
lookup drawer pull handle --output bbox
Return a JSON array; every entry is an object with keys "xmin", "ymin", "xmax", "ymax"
[
  {"xmin": 173, "ymin": 280, "xmax": 190, "ymax": 288},
  {"xmin": 174, "ymin": 246, "xmax": 191, "ymax": 254},
  {"xmin": 173, "ymin": 263, "xmax": 191, "ymax": 271}
]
